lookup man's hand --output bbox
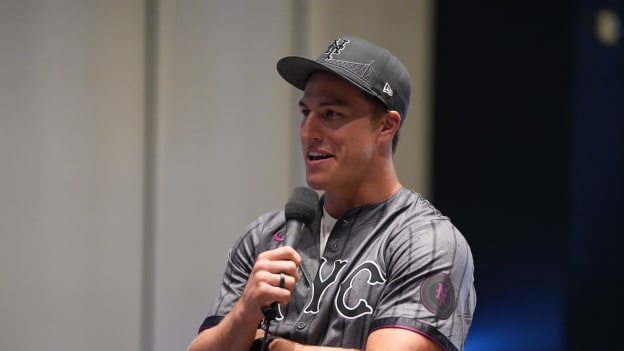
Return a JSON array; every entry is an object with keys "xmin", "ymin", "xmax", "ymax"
[
  {"xmin": 238, "ymin": 246, "xmax": 302, "ymax": 321},
  {"xmin": 187, "ymin": 246, "xmax": 302, "ymax": 351}
]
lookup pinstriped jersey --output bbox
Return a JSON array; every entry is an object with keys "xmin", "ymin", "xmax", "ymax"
[{"xmin": 199, "ymin": 188, "xmax": 476, "ymax": 351}]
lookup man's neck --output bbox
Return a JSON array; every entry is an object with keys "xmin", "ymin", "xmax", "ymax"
[{"xmin": 323, "ymin": 181, "xmax": 402, "ymax": 219}]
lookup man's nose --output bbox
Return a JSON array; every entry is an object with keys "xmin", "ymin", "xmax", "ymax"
[{"xmin": 300, "ymin": 113, "xmax": 323, "ymax": 141}]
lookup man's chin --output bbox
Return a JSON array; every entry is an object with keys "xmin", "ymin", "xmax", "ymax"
[{"xmin": 305, "ymin": 177, "xmax": 327, "ymax": 191}]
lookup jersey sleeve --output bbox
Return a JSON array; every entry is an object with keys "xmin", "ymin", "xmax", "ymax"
[
  {"xmin": 369, "ymin": 219, "xmax": 476, "ymax": 351},
  {"xmin": 197, "ymin": 211, "xmax": 283, "ymax": 333}
]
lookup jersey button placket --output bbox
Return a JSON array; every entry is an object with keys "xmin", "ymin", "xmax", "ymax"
[{"xmin": 325, "ymin": 220, "xmax": 350, "ymax": 259}]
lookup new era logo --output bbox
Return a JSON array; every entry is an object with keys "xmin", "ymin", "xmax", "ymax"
[{"xmin": 383, "ymin": 82, "xmax": 393, "ymax": 96}]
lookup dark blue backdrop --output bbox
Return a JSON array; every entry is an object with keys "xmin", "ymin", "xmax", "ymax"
[{"xmin": 432, "ymin": 1, "xmax": 623, "ymax": 350}]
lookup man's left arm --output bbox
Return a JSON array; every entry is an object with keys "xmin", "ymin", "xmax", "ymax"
[{"xmin": 266, "ymin": 328, "xmax": 443, "ymax": 351}]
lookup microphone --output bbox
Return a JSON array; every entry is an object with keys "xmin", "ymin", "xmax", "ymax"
[
  {"xmin": 281, "ymin": 186, "xmax": 319, "ymax": 248},
  {"xmin": 261, "ymin": 187, "xmax": 318, "ymax": 324}
]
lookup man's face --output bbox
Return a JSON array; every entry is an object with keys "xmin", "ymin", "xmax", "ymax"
[{"xmin": 299, "ymin": 71, "xmax": 382, "ymax": 193}]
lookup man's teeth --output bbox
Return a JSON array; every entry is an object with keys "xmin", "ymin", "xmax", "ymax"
[{"xmin": 309, "ymin": 152, "xmax": 330, "ymax": 160}]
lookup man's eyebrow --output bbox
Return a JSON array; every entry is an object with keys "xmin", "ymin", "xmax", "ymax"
[{"xmin": 298, "ymin": 99, "xmax": 348, "ymax": 108}]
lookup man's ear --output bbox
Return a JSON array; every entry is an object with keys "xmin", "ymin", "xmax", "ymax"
[{"xmin": 380, "ymin": 110, "xmax": 401, "ymax": 136}]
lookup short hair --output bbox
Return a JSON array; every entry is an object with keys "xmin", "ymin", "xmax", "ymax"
[{"xmin": 365, "ymin": 93, "xmax": 401, "ymax": 154}]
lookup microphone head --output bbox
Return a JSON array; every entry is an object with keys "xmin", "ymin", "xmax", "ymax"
[{"xmin": 285, "ymin": 187, "xmax": 319, "ymax": 226}]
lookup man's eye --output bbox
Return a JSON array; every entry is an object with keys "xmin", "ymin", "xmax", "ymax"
[
  {"xmin": 324, "ymin": 110, "xmax": 340, "ymax": 118},
  {"xmin": 300, "ymin": 109, "xmax": 310, "ymax": 117}
]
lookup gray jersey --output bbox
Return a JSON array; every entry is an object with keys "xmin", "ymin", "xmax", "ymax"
[{"xmin": 199, "ymin": 188, "xmax": 476, "ymax": 351}]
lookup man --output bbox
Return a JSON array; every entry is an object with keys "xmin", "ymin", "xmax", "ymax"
[{"xmin": 188, "ymin": 36, "xmax": 476, "ymax": 351}]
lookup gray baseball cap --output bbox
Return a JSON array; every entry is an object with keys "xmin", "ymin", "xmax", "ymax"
[{"xmin": 276, "ymin": 36, "xmax": 411, "ymax": 124}]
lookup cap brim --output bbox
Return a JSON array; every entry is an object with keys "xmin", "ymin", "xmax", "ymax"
[
  {"xmin": 277, "ymin": 55, "xmax": 383, "ymax": 108},
  {"xmin": 276, "ymin": 56, "xmax": 337, "ymax": 91}
]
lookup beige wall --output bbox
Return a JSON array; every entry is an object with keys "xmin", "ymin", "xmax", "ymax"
[
  {"xmin": 0, "ymin": 1, "xmax": 145, "ymax": 350},
  {"xmin": 0, "ymin": 1, "xmax": 432, "ymax": 351},
  {"xmin": 152, "ymin": 2, "xmax": 297, "ymax": 349}
]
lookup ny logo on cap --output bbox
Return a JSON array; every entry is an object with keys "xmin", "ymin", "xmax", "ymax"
[{"xmin": 322, "ymin": 38, "xmax": 350, "ymax": 60}]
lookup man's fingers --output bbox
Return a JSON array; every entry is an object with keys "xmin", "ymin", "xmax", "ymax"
[{"xmin": 257, "ymin": 246, "xmax": 302, "ymax": 265}]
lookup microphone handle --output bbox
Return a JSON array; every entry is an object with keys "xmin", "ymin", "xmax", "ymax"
[
  {"xmin": 261, "ymin": 303, "xmax": 278, "ymax": 320},
  {"xmin": 261, "ymin": 219, "xmax": 307, "ymax": 322},
  {"xmin": 261, "ymin": 220, "xmax": 304, "ymax": 321},
  {"xmin": 282, "ymin": 220, "xmax": 305, "ymax": 248}
]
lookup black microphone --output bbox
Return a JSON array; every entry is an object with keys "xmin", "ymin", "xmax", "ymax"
[
  {"xmin": 260, "ymin": 187, "xmax": 318, "ymax": 325},
  {"xmin": 281, "ymin": 186, "xmax": 319, "ymax": 248}
]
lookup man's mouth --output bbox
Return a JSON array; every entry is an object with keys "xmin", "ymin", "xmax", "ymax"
[{"xmin": 308, "ymin": 151, "xmax": 333, "ymax": 161}]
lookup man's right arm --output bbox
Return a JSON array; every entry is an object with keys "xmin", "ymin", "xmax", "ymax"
[
  {"xmin": 187, "ymin": 246, "xmax": 302, "ymax": 351},
  {"xmin": 187, "ymin": 302, "xmax": 263, "ymax": 351}
]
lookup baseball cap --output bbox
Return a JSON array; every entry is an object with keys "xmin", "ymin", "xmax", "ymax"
[{"xmin": 276, "ymin": 36, "xmax": 411, "ymax": 124}]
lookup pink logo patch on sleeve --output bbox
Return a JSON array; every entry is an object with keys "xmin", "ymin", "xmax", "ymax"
[{"xmin": 420, "ymin": 273, "xmax": 456, "ymax": 319}]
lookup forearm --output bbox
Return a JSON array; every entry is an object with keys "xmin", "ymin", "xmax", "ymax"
[
  {"xmin": 270, "ymin": 338, "xmax": 359, "ymax": 351},
  {"xmin": 187, "ymin": 304, "xmax": 262, "ymax": 351},
  {"xmin": 269, "ymin": 327, "xmax": 443, "ymax": 351},
  {"xmin": 188, "ymin": 246, "xmax": 303, "ymax": 351}
]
